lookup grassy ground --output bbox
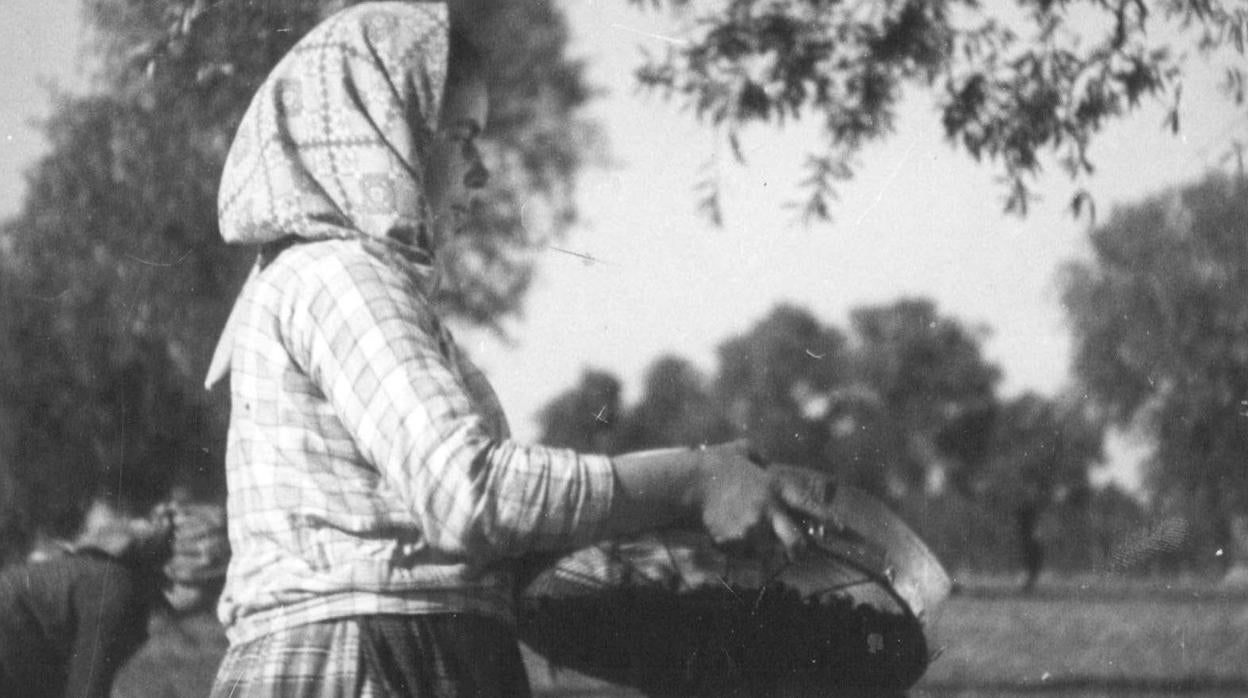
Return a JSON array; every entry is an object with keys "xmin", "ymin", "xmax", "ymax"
[
  {"xmin": 114, "ymin": 578, "xmax": 1248, "ymax": 696},
  {"xmin": 914, "ymin": 584, "xmax": 1248, "ymax": 697}
]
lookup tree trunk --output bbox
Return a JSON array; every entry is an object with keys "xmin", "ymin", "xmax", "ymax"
[{"xmin": 1015, "ymin": 505, "xmax": 1044, "ymax": 593}]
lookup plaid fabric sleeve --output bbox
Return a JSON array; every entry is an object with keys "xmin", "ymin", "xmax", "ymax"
[{"xmin": 283, "ymin": 248, "xmax": 615, "ymax": 558}]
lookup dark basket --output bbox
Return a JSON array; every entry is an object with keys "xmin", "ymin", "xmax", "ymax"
[
  {"xmin": 517, "ymin": 487, "xmax": 950, "ymax": 696},
  {"xmin": 519, "ymin": 571, "xmax": 928, "ymax": 696}
]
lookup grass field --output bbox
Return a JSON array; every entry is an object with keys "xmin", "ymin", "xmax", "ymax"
[
  {"xmin": 913, "ymin": 583, "xmax": 1248, "ymax": 697},
  {"xmin": 113, "ymin": 579, "xmax": 1248, "ymax": 697}
]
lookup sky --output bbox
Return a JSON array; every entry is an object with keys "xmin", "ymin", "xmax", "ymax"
[
  {"xmin": 3, "ymin": 1, "xmax": 1246, "ymax": 490},
  {"xmin": 0, "ymin": 2, "xmax": 84, "ymax": 216}
]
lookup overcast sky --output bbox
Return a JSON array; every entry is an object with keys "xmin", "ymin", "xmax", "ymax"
[
  {"xmin": 3, "ymin": 1, "xmax": 1245, "ymax": 489},
  {"xmin": 0, "ymin": 2, "xmax": 83, "ymax": 217}
]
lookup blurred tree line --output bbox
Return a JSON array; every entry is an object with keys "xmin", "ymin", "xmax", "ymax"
[
  {"xmin": 538, "ymin": 167, "xmax": 1248, "ymax": 580},
  {"xmin": 0, "ymin": 0, "xmax": 1244, "ymax": 575},
  {"xmin": 536, "ymin": 299, "xmax": 1128, "ymax": 579}
]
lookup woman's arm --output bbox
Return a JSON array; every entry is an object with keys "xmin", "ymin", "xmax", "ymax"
[
  {"xmin": 285, "ymin": 253, "xmax": 616, "ymax": 557},
  {"xmin": 608, "ymin": 442, "xmax": 838, "ymax": 561},
  {"xmin": 286, "ymin": 251, "xmax": 837, "ymax": 561}
]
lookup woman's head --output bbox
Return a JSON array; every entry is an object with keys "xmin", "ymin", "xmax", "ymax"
[{"xmin": 218, "ymin": 2, "xmax": 486, "ymax": 267}]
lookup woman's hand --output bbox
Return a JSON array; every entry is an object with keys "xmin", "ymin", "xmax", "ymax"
[
  {"xmin": 687, "ymin": 441, "xmax": 838, "ymax": 561},
  {"xmin": 607, "ymin": 440, "xmax": 838, "ymax": 561}
]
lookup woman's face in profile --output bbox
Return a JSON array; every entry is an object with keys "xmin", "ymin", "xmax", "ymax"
[{"xmin": 425, "ymin": 26, "xmax": 489, "ymax": 238}]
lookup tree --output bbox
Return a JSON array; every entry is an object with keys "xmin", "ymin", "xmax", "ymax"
[
  {"xmin": 1062, "ymin": 172, "xmax": 1248, "ymax": 573},
  {"xmin": 537, "ymin": 370, "xmax": 625, "ymax": 454},
  {"xmin": 835, "ymin": 299, "xmax": 1001, "ymax": 500},
  {"xmin": 630, "ymin": 0, "xmax": 1247, "ymax": 221},
  {"xmin": 0, "ymin": 83, "xmax": 254, "ymax": 529},
  {"xmin": 713, "ymin": 304, "xmax": 848, "ymax": 469},
  {"xmin": 536, "ymin": 357, "xmax": 735, "ymax": 456},
  {"xmin": 973, "ymin": 393, "xmax": 1105, "ymax": 589},
  {"xmin": 616, "ymin": 355, "xmax": 734, "ymax": 451}
]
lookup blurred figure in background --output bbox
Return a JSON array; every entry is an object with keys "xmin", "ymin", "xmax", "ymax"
[
  {"xmin": 0, "ymin": 498, "xmax": 173, "ymax": 698},
  {"xmin": 161, "ymin": 493, "xmax": 231, "ymax": 614},
  {"xmin": 0, "ymin": 464, "xmax": 33, "ymax": 568},
  {"xmin": 111, "ymin": 495, "xmax": 232, "ymax": 698}
]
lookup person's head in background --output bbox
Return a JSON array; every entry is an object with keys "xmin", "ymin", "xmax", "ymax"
[
  {"xmin": 71, "ymin": 494, "xmax": 233, "ymax": 613},
  {"xmin": 73, "ymin": 496, "xmax": 175, "ymax": 566}
]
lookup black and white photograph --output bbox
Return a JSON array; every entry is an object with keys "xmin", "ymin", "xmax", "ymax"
[{"xmin": 2, "ymin": 1, "xmax": 1247, "ymax": 696}]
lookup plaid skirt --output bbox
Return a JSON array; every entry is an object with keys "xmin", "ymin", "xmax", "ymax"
[{"xmin": 209, "ymin": 614, "xmax": 531, "ymax": 697}]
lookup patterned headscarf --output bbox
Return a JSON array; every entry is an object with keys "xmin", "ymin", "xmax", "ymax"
[
  {"xmin": 207, "ymin": 1, "xmax": 450, "ymax": 388},
  {"xmin": 218, "ymin": 1, "xmax": 448, "ymax": 255}
]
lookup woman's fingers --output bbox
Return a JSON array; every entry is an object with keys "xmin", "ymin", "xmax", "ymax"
[
  {"xmin": 765, "ymin": 465, "xmax": 846, "ymax": 542},
  {"xmin": 717, "ymin": 509, "xmax": 804, "ymax": 562},
  {"xmin": 772, "ymin": 465, "xmax": 839, "ymax": 520},
  {"xmin": 769, "ymin": 508, "xmax": 807, "ymax": 561},
  {"xmin": 695, "ymin": 442, "xmax": 845, "ymax": 559}
]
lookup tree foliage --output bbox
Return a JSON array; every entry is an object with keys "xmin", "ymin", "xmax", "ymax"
[
  {"xmin": 630, "ymin": 0, "xmax": 1247, "ymax": 221},
  {"xmin": 971, "ymin": 392, "xmax": 1105, "ymax": 585},
  {"xmin": 616, "ymin": 355, "xmax": 735, "ymax": 451},
  {"xmin": 976, "ymin": 393, "xmax": 1103, "ymax": 509},
  {"xmin": 0, "ymin": 93, "xmax": 227, "ymax": 531},
  {"xmin": 840, "ymin": 299, "xmax": 1000, "ymax": 496},
  {"xmin": 1061, "ymin": 172, "xmax": 1248, "ymax": 565},
  {"xmin": 536, "ymin": 370, "xmax": 624, "ymax": 454},
  {"xmin": 714, "ymin": 304, "xmax": 848, "ymax": 467},
  {"xmin": 538, "ymin": 300, "xmax": 1003, "ymax": 502},
  {"xmin": 534, "ymin": 301, "xmax": 1121, "ymax": 572}
]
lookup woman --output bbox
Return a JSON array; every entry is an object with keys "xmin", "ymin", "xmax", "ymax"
[{"xmin": 205, "ymin": 2, "xmax": 839, "ymax": 695}]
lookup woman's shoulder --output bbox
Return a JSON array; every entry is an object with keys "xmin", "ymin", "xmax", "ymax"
[
  {"xmin": 264, "ymin": 238, "xmax": 373, "ymax": 277},
  {"xmin": 256, "ymin": 239, "xmax": 441, "ymax": 339},
  {"xmin": 263, "ymin": 239, "xmax": 423, "ymax": 296}
]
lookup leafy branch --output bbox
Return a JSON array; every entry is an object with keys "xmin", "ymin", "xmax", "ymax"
[{"xmin": 632, "ymin": 0, "xmax": 1246, "ymax": 223}]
